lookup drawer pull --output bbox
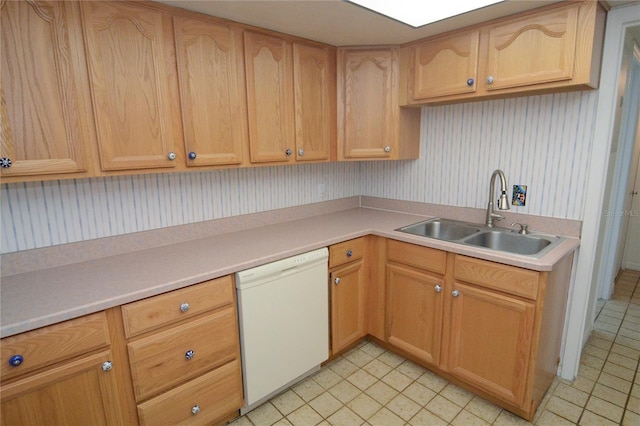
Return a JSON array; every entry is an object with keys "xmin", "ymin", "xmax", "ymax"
[
  {"xmin": 346, "ymin": 250, "xmax": 353, "ymax": 257},
  {"xmin": 185, "ymin": 350, "xmax": 195, "ymax": 360},
  {"xmin": 191, "ymin": 405, "xmax": 200, "ymax": 415},
  {"xmin": 9, "ymin": 354, "xmax": 23, "ymax": 367},
  {"xmin": 180, "ymin": 302, "xmax": 190, "ymax": 313},
  {"xmin": 452, "ymin": 290, "xmax": 460, "ymax": 297},
  {"xmin": 102, "ymin": 361, "xmax": 113, "ymax": 371}
]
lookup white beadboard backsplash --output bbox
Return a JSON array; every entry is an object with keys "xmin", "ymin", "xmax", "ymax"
[{"xmin": 1, "ymin": 91, "xmax": 598, "ymax": 254}]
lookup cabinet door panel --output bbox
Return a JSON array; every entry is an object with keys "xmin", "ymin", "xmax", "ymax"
[
  {"xmin": 485, "ymin": 4, "xmax": 578, "ymax": 90},
  {"xmin": 1, "ymin": 351, "xmax": 123, "ymax": 426},
  {"xmin": 387, "ymin": 264, "xmax": 443, "ymax": 366},
  {"xmin": 174, "ymin": 16, "xmax": 246, "ymax": 167},
  {"xmin": 341, "ymin": 50, "xmax": 395, "ymax": 159},
  {"xmin": 331, "ymin": 260, "xmax": 366, "ymax": 354},
  {"xmin": 244, "ymin": 31, "xmax": 294, "ymax": 163},
  {"xmin": 446, "ymin": 282, "xmax": 535, "ymax": 406},
  {"xmin": 0, "ymin": 0, "xmax": 89, "ymax": 177},
  {"xmin": 293, "ymin": 43, "xmax": 332, "ymax": 162},
  {"xmin": 412, "ymin": 31, "xmax": 479, "ymax": 99},
  {"xmin": 81, "ymin": 1, "xmax": 180, "ymax": 171}
]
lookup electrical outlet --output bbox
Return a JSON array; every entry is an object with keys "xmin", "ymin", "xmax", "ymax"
[{"xmin": 318, "ymin": 184, "xmax": 326, "ymax": 199}]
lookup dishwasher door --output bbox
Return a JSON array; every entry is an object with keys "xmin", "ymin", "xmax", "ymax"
[{"xmin": 235, "ymin": 248, "xmax": 329, "ymax": 413}]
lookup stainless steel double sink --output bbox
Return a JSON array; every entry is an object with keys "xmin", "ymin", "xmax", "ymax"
[{"xmin": 396, "ymin": 218, "xmax": 563, "ymax": 258}]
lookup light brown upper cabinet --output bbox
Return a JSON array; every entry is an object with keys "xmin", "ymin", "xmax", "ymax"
[
  {"xmin": 292, "ymin": 43, "xmax": 334, "ymax": 162},
  {"xmin": 244, "ymin": 31, "xmax": 295, "ymax": 163},
  {"xmin": 80, "ymin": 1, "xmax": 183, "ymax": 171},
  {"xmin": 244, "ymin": 32, "xmax": 333, "ymax": 164},
  {"xmin": 338, "ymin": 48, "xmax": 420, "ymax": 161},
  {"xmin": 404, "ymin": 1, "xmax": 605, "ymax": 104},
  {"xmin": 0, "ymin": 0, "xmax": 95, "ymax": 181},
  {"xmin": 173, "ymin": 15, "xmax": 247, "ymax": 168}
]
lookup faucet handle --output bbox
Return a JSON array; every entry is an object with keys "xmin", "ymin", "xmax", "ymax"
[{"xmin": 511, "ymin": 222, "xmax": 529, "ymax": 235}]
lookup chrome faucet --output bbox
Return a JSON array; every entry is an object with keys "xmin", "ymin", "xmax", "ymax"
[{"xmin": 486, "ymin": 169, "xmax": 510, "ymax": 228}]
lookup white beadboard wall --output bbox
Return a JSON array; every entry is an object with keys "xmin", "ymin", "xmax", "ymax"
[
  {"xmin": 362, "ymin": 91, "xmax": 599, "ymax": 219},
  {"xmin": 1, "ymin": 163, "xmax": 360, "ymax": 253},
  {"xmin": 1, "ymin": 91, "xmax": 598, "ymax": 254}
]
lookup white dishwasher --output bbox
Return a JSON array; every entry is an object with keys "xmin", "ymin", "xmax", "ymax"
[{"xmin": 235, "ymin": 247, "xmax": 329, "ymax": 414}]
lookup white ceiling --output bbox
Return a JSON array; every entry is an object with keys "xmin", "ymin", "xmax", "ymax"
[{"xmin": 155, "ymin": 0, "xmax": 571, "ymax": 46}]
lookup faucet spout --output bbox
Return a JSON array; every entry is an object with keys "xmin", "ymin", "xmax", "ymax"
[{"xmin": 486, "ymin": 169, "xmax": 510, "ymax": 228}]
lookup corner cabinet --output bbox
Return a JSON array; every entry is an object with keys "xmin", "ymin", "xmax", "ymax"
[
  {"xmin": 0, "ymin": 0, "xmax": 95, "ymax": 181},
  {"xmin": 329, "ymin": 237, "xmax": 368, "ymax": 355},
  {"xmin": 337, "ymin": 47, "xmax": 420, "ymax": 160},
  {"xmin": 80, "ymin": 1, "xmax": 183, "ymax": 172},
  {"xmin": 0, "ymin": 312, "xmax": 129, "ymax": 425},
  {"xmin": 404, "ymin": 0, "xmax": 605, "ymax": 104},
  {"xmin": 173, "ymin": 15, "xmax": 248, "ymax": 168}
]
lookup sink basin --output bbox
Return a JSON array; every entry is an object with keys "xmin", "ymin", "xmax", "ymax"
[
  {"xmin": 463, "ymin": 231, "xmax": 556, "ymax": 256},
  {"xmin": 397, "ymin": 218, "xmax": 481, "ymax": 241},
  {"xmin": 396, "ymin": 217, "xmax": 563, "ymax": 258}
]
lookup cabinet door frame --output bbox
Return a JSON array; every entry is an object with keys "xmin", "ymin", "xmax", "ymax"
[
  {"xmin": 173, "ymin": 15, "xmax": 247, "ymax": 167},
  {"xmin": 80, "ymin": 1, "xmax": 181, "ymax": 171},
  {"xmin": 1, "ymin": 350, "xmax": 124, "ymax": 425},
  {"xmin": 330, "ymin": 260, "xmax": 367, "ymax": 355},
  {"xmin": 386, "ymin": 263, "xmax": 444, "ymax": 366},
  {"xmin": 444, "ymin": 281, "xmax": 535, "ymax": 406},
  {"xmin": 0, "ymin": 0, "xmax": 92, "ymax": 178}
]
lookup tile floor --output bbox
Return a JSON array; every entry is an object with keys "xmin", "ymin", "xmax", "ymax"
[{"xmin": 229, "ymin": 269, "xmax": 640, "ymax": 426}]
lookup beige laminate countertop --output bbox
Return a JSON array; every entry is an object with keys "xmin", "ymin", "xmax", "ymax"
[{"xmin": 0, "ymin": 207, "xmax": 579, "ymax": 338}]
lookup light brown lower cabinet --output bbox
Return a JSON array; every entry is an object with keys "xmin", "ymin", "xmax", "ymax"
[{"xmin": 384, "ymin": 241, "xmax": 573, "ymax": 421}]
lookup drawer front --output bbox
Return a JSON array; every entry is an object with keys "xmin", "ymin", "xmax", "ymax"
[
  {"xmin": 387, "ymin": 239, "xmax": 446, "ymax": 275},
  {"xmin": 1, "ymin": 312, "xmax": 110, "ymax": 382},
  {"xmin": 137, "ymin": 359, "xmax": 243, "ymax": 426},
  {"xmin": 454, "ymin": 255, "xmax": 539, "ymax": 300},
  {"xmin": 128, "ymin": 308, "xmax": 239, "ymax": 401},
  {"xmin": 330, "ymin": 237, "xmax": 366, "ymax": 268},
  {"xmin": 122, "ymin": 275, "xmax": 234, "ymax": 338}
]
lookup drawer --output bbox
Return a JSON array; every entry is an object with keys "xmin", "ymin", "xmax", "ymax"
[
  {"xmin": 387, "ymin": 239, "xmax": 446, "ymax": 275},
  {"xmin": 128, "ymin": 308, "xmax": 239, "ymax": 401},
  {"xmin": 137, "ymin": 359, "xmax": 243, "ymax": 426},
  {"xmin": 122, "ymin": 275, "xmax": 234, "ymax": 338},
  {"xmin": 454, "ymin": 255, "xmax": 539, "ymax": 300},
  {"xmin": 1, "ymin": 312, "xmax": 110, "ymax": 381},
  {"xmin": 330, "ymin": 237, "xmax": 366, "ymax": 268}
]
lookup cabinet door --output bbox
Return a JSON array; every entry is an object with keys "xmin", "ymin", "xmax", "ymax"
[
  {"xmin": 330, "ymin": 260, "xmax": 367, "ymax": 354},
  {"xmin": 387, "ymin": 263, "xmax": 443, "ymax": 366},
  {"xmin": 293, "ymin": 43, "xmax": 333, "ymax": 162},
  {"xmin": 0, "ymin": 0, "xmax": 90, "ymax": 178},
  {"xmin": 339, "ymin": 49, "xmax": 396, "ymax": 159},
  {"xmin": 1, "ymin": 350, "xmax": 123, "ymax": 426},
  {"xmin": 244, "ymin": 31, "xmax": 294, "ymax": 163},
  {"xmin": 446, "ymin": 282, "xmax": 535, "ymax": 406},
  {"xmin": 484, "ymin": 3, "xmax": 579, "ymax": 91},
  {"xmin": 174, "ymin": 16, "xmax": 246, "ymax": 167},
  {"xmin": 412, "ymin": 30, "xmax": 479, "ymax": 100},
  {"xmin": 81, "ymin": 1, "xmax": 181, "ymax": 171}
]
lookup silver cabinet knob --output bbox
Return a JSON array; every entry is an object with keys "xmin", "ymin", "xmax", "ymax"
[
  {"xmin": 466, "ymin": 78, "xmax": 474, "ymax": 86},
  {"xmin": 102, "ymin": 361, "xmax": 113, "ymax": 371},
  {"xmin": 188, "ymin": 152, "xmax": 197, "ymax": 160},
  {"xmin": 486, "ymin": 76, "xmax": 494, "ymax": 85},
  {"xmin": 0, "ymin": 158, "xmax": 12, "ymax": 168},
  {"xmin": 452, "ymin": 290, "xmax": 460, "ymax": 297},
  {"xmin": 298, "ymin": 149, "xmax": 304, "ymax": 156},
  {"xmin": 334, "ymin": 277, "xmax": 341, "ymax": 285},
  {"xmin": 185, "ymin": 350, "xmax": 195, "ymax": 360},
  {"xmin": 180, "ymin": 303, "xmax": 190, "ymax": 313},
  {"xmin": 167, "ymin": 152, "xmax": 177, "ymax": 160},
  {"xmin": 191, "ymin": 405, "xmax": 200, "ymax": 415},
  {"xmin": 346, "ymin": 250, "xmax": 353, "ymax": 257},
  {"xmin": 285, "ymin": 148, "xmax": 292, "ymax": 156},
  {"xmin": 384, "ymin": 146, "xmax": 391, "ymax": 153},
  {"xmin": 434, "ymin": 285, "xmax": 442, "ymax": 293}
]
